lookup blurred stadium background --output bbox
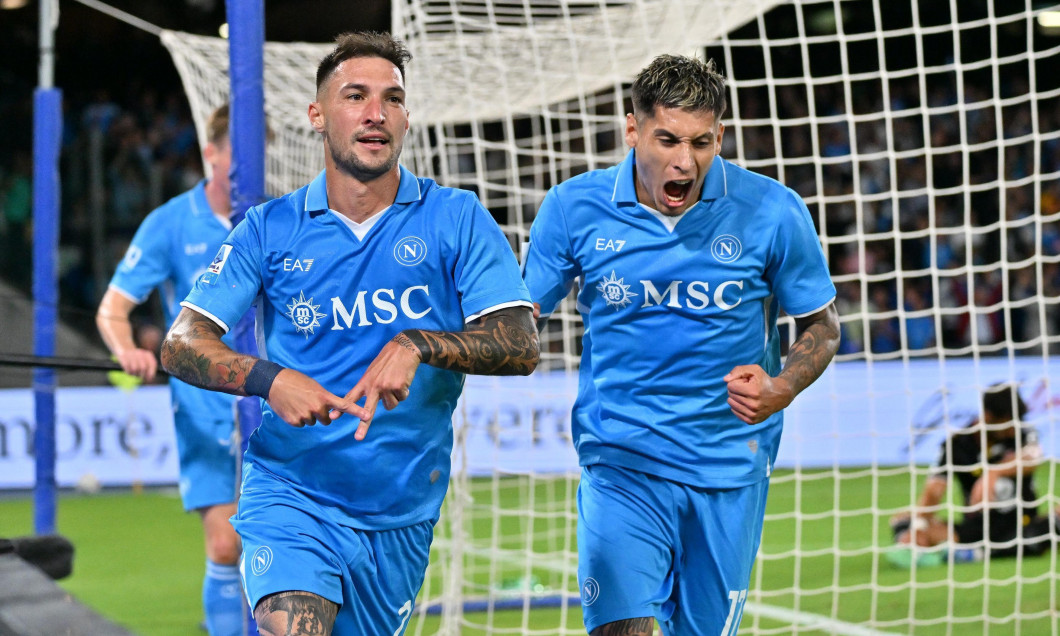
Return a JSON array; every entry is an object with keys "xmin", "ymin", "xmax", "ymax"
[{"xmin": 2, "ymin": 0, "xmax": 1059, "ymax": 634}]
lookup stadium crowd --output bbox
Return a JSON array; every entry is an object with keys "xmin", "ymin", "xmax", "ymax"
[
  {"xmin": 729, "ymin": 74, "xmax": 1060, "ymax": 357},
  {"xmin": 1, "ymin": 72, "xmax": 1058, "ymax": 359}
]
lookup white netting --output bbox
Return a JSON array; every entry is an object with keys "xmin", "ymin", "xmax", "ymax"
[{"xmin": 162, "ymin": 0, "xmax": 1060, "ymax": 633}]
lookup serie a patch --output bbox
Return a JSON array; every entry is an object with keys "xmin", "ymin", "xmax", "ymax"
[{"xmin": 207, "ymin": 245, "xmax": 233, "ymax": 275}]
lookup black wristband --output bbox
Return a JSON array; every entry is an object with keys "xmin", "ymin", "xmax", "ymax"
[{"xmin": 245, "ymin": 360, "xmax": 283, "ymax": 399}]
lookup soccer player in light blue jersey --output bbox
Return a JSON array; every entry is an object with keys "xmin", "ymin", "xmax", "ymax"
[
  {"xmin": 160, "ymin": 32, "xmax": 539, "ymax": 636},
  {"xmin": 522, "ymin": 55, "xmax": 841, "ymax": 636},
  {"xmin": 96, "ymin": 104, "xmax": 246, "ymax": 636}
]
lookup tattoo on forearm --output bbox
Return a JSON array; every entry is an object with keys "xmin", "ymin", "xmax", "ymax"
[
  {"xmin": 784, "ymin": 307, "xmax": 841, "ymax": 394},
  {"xmin": 160, "ymin": 311, "xmax": 258, "ymax": 395},
  {"xmin": 255, "ymin": 592, "xmax": 338, "ymax": 636},
  {"xmin": 401, "ymin": 307, "xmax": 539, "ymax": 375},
  {"xmin": 393, "ymin": 332, "xmax": 421, "ymax": 358},
  {"xmin": 591, "ymin": 617, "xmax": 655, "ymax": 636}
]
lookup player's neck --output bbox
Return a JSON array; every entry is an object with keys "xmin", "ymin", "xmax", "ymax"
[
  {"xmin": 203, "ymin": 179, "xmax": 231, "ymax": 219},
  {"xmin": 326, "ymin": 167, "xmax": 400, "ymax": 224}
]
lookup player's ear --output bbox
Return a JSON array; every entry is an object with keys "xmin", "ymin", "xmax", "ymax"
[
  {"xmin": 625, "ymin": 113, "xmax": 638, "ymax": 149},
  {"xmin": 715, "ymin": 122, "xmax": 725, "ymax": 153},
  {"xmin": 308, "ymin": 102, "xmax": 325, "ymax": 134},
  {"xmin": 202, "ymin": 142, "xmax": 217, "ymax": 165}
]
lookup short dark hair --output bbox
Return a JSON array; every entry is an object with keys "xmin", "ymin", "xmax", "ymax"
[
  {"xmin": 981, "ymin": 383, "xmax": 1028, "ymax": 422},
  {"xmin": 631, "ymin": 54, "xmax": 727, "ymax": 122},
  {"xmin": 206, "ymin": 103, "xmax": 229, "ymax": 145},
  {"xmin": 315, "ymin": 31, "xmax": 413, "ymax": 94}
]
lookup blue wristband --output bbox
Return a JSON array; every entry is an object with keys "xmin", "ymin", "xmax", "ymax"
[{"xmin": 245, "ymin": 360, "xmax": 283, "ymax": 399}]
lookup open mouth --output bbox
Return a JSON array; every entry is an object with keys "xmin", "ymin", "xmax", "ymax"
[
  {"xmin": 663, "ymin": 179, "xmax": 693, "ymax": 205},
  {"xmin": 357, "ymin": 134, "xmax": 390, "ymax": 149}
]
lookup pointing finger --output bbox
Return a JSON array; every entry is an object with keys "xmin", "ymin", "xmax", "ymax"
[
  {"xmin": 354, "ymin": 390, "xmax": 380, "ymax": 441},
  {"xmin": 354, "ymin": 420, "xmax": 371, "ymax": 441}
]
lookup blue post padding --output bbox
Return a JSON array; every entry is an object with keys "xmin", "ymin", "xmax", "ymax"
[
  {"xmin": 32, "ymin": 88, "xmax": 62, "ymax": 535},
  {"xmin": 227, "ymin": 1, "xmax": 267, "ymax": 225},
  {"xmin": 226, "ymin": 5, "xmax": 266, "ymax": 633},
  {"xmin": 225, "ymin": 2, "xmax": 267, "ymax": 456}
]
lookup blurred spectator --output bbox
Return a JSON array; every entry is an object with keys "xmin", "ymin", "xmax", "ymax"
[
  {"xmin": 0, "ymin": 151, "xmax": 32, "ymax": 288},
  {"xmin": 903, "ymin": 285, "xmax": 936, "ymax": 350},
  {"xmin": 1, "ymin": 27, "xmax": 1057, "ymax": 363}
]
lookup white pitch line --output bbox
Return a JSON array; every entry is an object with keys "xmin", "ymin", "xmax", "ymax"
[{"xmin": 745, "ymin": 602, "xmax": 903, "ymax": 636}]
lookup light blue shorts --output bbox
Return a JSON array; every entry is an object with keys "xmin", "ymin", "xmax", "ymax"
[
  {"xmin": 234, "ymin": 465, "xmax": 433, "ymax": 636},
  {"xmin": 577, "ymin": 464, "xmax": 769, "ymax": 636},
  {"xmin": 172, "ymin": 406, "xmax": 238, "ymax": 512}
]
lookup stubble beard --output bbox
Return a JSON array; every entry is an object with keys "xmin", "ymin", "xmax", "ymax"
[{"xmin": 329, "ymin": 136, "xmax": 402, "ymax": 182}]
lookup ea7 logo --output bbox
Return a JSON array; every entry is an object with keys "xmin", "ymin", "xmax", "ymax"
[
  {"xmin": 283, "ymin": 258, "xmax": 314, "ymax": 272},
  {"xmin": 594, "ymin": 238, "xmax": 626, "ymax": 252}
]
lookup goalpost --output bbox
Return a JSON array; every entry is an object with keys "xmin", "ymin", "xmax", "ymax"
[{"xmin": 161, "ymin": 0, "xmax": 1060, "ymax": 633}]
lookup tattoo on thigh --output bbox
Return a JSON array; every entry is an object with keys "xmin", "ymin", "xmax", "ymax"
[
  {"xmin": 255, "ymin": 592, "xmax": 338, "ymax": 636},
  {"xmin": 591, "ymin": 617, "xmax": 655, "ymax": 636}
]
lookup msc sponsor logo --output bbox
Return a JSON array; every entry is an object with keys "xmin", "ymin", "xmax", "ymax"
[
  {"xmin": 597, "ymin": 272, "xmax": 747, "ymax": 312},
  {"xmin": 394, "ymin": 236, "xmax": 428, "ymax": 266},
  {"xmin": 711, "ymin": 234, "xmax": 742, "ymax": 263},
  {"xmin": 286, "ymin": 291, "xmax": 327, "ymax": 337},
  {"xmin": 251, "ymin": 546, "xmax": 273, "ymax": 576},
  {"xmin": 331, "ymin": 285, "xmax": 432, "ymax": 329},
  {"xmin": 641, "ymin": 279, "xmax": 744, "ymax": 311},
  {"xmin": 597, "ymin": 271, "xmax": 638, "ymax": 310}
]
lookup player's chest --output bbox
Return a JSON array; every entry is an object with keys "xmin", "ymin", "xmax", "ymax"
[
  {"xmin": 263, "ymin": 223, "xmax": 455, "ymax": 322},
  {"xmin": 573, "ymin": 216, "xmax": 765, "ymax": 290}
]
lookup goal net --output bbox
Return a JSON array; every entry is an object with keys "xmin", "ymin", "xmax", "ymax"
[{"xmin": 161, "ymin": 0, "xmax": 1060, "ymax": 633}]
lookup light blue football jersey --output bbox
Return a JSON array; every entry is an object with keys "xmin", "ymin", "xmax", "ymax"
[
  {"xmin": 183, "ymin": 167, "xmax": 532, "ymax": 530},
  {"xmin": 523, "ymin": 151, "xmax": 836, "ymax": 488},
  {"xmin": 109, "ymin": 180, "xmax": 237, "ymax": 420}
]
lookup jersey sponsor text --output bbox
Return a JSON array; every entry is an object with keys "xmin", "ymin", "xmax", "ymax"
[{"xmin": 331, "ymin": 285, "xmax": 432, "ymax": 329}]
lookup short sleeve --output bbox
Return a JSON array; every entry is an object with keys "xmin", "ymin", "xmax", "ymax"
[
  {"xmin": 764, "ymin": 190, "xmax": 836, "ymax": 317},
  {"xmin": 522, "ymin": 187, "xmax": 579, "ymax": 316},
  {"xmin": 181, "ymin": 211, "xmax": 264, "ymax": 332},
  {"xmin": 451, "ymin": 195, "xmax": 531, "ymax": 320},
  {"xmin": 109, "ymin": 208, "xmax": 172, "ymax": 302}
]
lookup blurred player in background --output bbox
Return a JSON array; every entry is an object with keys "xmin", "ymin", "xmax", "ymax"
[
  {"xmin": 95, "ymin": 104, "xmax": 245, "ymax": 636},
  {"xmin": 161, "ymin": 31, "xmax": 538, "ymax": 636},
  {"xmin": 888, "ymin": 383, "xmax": 1059, "ymax": 567},
  {"xmin": 522, "ymin": 54, "xmax": 840, "ymax": 635}
]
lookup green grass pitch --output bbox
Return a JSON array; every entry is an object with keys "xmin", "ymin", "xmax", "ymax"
[{"xmin": 1, "ymin": 465, "xmax": 1056, "ymax": 635}]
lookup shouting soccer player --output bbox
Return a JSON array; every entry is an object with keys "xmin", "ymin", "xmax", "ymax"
[
  {"xmin": 522, "ymin": 54, "xmax": 840, "ymax": 635},
  {"xmin": 161, "ymin": 32, "xmax": 538, "ymax": 636}
]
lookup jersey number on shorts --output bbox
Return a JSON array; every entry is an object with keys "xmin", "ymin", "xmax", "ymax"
[
  {"xmin": 720, "ymin": 589, "xmax": 748, "ymax": 636},
  {"xmin": 392, "ymin": 599, "xmax": 412, "ymax": 636}
]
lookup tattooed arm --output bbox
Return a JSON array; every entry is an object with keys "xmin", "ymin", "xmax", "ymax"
[
  {"xmin": 255, "ymin": 591, "xmax": 338, "ymax": 636},
  {"xmin": 344, "ymin": 305, "xmax": 539, "ymax": 441},
  {"xmin": 724, "ymin": 302, "xmax": 840, "ymax": 424},
  {"xmin": 400, "ymin": 305, "xmax": 540, "ymax": 376},
  {"xmin": 161, "ymin": 307, "xmax": 368, "ymax": 427}
]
